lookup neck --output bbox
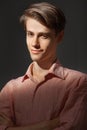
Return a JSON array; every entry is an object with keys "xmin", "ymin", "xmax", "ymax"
[
  {"xmin": 32, "ymin": 57, "xmax": 57, "ymax": 76},
  {"xmin": 35, "ymin": 57, "xmax": 56, "ymax": 70},
  {"xmin": 33, "ymin": 62, "xmax": 48, "ymax": 74}
]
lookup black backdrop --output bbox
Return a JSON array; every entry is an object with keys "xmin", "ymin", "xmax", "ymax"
[{"xmin": 0, "ymin": 0, "xmax": 87, "ymax": 89}]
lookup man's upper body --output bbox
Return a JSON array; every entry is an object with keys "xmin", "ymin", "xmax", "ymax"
[
  {"xmin": 0, "ymin": 2, "xmax": 87, "ymax": 130},
  {"xmin": 0, "ymin": 60, "xmax": 87, "ymax": 130}
]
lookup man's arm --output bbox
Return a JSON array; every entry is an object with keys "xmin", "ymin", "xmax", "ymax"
[
  {"xmin": 53, "ymin": 76, "xmax": 87, "ymax": 130},
  {"xmin": 0, "ymin": 81, "xmax": 15, "ymax": 130},
  {"xmin": 0, "ymin": 81, "xmax": 60, "ymax": 130},
  {"xmin": 6, "ymin": 117, "xmax": 60, "ymax": 130},
  {"xmin": 1, "ymin": 76, "xmax": 87, "ymax": 130}
]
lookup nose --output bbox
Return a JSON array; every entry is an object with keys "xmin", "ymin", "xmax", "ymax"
[{"xmin": 32, "ymin": 36, "xmax": 40, "ymax": 48}]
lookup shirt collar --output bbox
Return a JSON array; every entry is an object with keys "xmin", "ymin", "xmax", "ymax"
[{"xmin": 22, "ymin": 59, "xmax": 65, "ymax": 82}]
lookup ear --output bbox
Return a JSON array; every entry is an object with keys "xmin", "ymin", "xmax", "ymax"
[{"xmin": 57, "ymin": 30, "xmax": 64, "ymax": 43}]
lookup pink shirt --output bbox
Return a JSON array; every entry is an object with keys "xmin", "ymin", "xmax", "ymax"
[{"xmin": 0, "ymin": 61, "xmax": 87, "ymax": 130}]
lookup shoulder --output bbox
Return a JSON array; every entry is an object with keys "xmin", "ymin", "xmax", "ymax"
[
  {"xmin": 0, "ymin": 76, "xmax": 24, "ymax": 93},
  {"xmin": 64, "ymin": 67, "xmax": 87, "ymax": 77},
  {"xmin": 63, "ymin": 67, "xmax": 87, "ymax": 86}
]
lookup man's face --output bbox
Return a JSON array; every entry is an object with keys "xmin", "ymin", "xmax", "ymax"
[{"xmin": 25, "ymin": 18, "xmax": 59, "ymax": 63}]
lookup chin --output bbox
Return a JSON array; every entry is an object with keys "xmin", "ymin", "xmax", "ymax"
[
  {"xmin": 30, "ymin": 54, "xmax": 42, "ymax": 61},
  {"xmin": 31, "ymin": 57, "xmax": 42, "ymax": 62}
]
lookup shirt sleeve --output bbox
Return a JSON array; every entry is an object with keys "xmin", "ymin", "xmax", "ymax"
[
  {"xmin": 0, "ymin": 81, "xmax": 15, "ymax": 130},
  {"xmin": 54, "ymin": 74, "xmax": 87, "ymax": 130}
]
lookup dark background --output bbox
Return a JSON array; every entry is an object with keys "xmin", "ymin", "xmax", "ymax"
[{"xmin": 0, "ymin": 0, "xmax": 87, "ymax": 89}]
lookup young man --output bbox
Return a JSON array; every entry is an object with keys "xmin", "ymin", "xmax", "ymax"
[{"xmin": 0, "ymin": 2, "xmax": 87, "ymax": 130}]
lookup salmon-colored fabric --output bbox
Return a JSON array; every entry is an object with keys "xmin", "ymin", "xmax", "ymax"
[{"xmin": 0, "ymin": 61, "xmax": 87, "ymax": 130}]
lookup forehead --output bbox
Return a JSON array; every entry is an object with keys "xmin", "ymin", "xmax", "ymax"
[{"xmin": 25, "ymin": 17, "xmax": 51, "ymax": 33}]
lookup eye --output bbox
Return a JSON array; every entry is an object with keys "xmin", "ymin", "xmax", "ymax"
[
  {"xmin": 41, "ymin": 34, "xmax": 49, "ymax": 39},
  {"xmin": 26, "ymin": 31, "xmax": 34, "ymax": 37}
]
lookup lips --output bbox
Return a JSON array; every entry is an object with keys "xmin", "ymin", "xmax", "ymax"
[{"xmin": 31, "ymin": 49, "xmax": 43, "ymax": 54}]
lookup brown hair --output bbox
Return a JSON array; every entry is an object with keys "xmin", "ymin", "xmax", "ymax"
[{"xmin": 20, "ymin": 2, "xmax": 66, "ymax": 34}]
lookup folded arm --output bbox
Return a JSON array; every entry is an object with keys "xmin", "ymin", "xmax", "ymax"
[{"xmin": 6, "ymin": 117, "xmax": 60, "ymax": 130}]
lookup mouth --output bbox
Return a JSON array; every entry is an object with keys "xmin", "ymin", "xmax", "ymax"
[{"xmin": 31, "ymin": 49, "xmax": 43, "ymax": 54}]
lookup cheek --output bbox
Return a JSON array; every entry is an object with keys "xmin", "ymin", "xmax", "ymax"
[
  {"xmin": 46, "ymin": 41, "xmax": 57, "ymax": 54},
  {"xmin": 26, "ymin": 43, "xmax": 30, "ymax": 53},
  {"xmin": 45, "ymin": 41, "xmax": 53, "ymax": 50},
  {"xmin": 41, "ymin": 40, "xmax": 52, "ymax": 50},
  {"xmin": 26, "ymin": 37, "xmax": 28, "ymax": 46},
  {"xmin": 26, "ymin": 38, "xmax": 31, "ymax": 49},
  {"xmin": 41, "ymin": 44, "xmax": 50, "ymax": 52}
]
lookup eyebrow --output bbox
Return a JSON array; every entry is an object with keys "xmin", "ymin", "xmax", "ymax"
[{"xmin": 26, "ymin": 30, "xmax": 52, "ymax": 36}]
